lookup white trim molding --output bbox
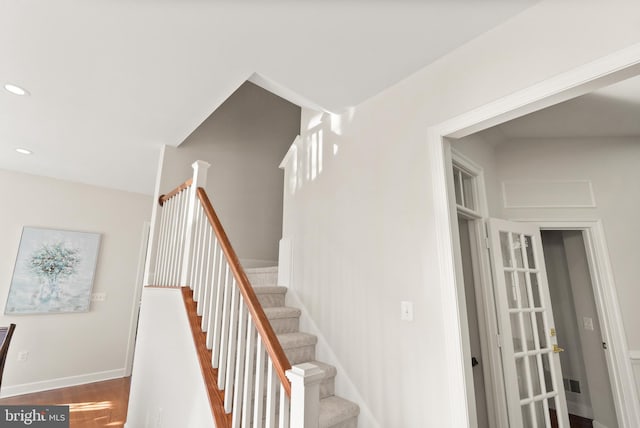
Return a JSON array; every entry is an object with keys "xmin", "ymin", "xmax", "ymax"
[
  {"xmin": 630, "ymin": 350, "xmax": 640, "ymax": 361},
  {"xmin": 428, "ymin": 41, "xmax": 640, "ymax": 428},
  {"xmin": 0, "ymin": 368, "xmax": 126, "ymax": 399},
  {"xmin": 501, "ymin": 179, "xmax": 596, "ymax": 209}
]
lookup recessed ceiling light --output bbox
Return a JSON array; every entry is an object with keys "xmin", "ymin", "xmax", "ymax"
[
  {"xmin": 15, "ymin": 148, "xmax": 33, "ymax": 155},
  {"xmin": 4, "ymin": 83, "xmax": 29, "ymax": 96}
]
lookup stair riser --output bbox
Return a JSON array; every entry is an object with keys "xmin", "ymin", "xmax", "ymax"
[
  {"xmin": 247, "ymin": 271, "xmax": 279, "ymax": 287},
  {"xmin": 323, "ymin": 417, "xmax": 358, "ymax": 428},
  {"xmin": 268, "ymin": 317, "xmax": 300, "ymax": 334},
  {"xmin": 284, "ymin": 345, "xmax": 316, "ymax": 365},
  {"xmin": 256, "ymin": 293, "xmax": 286, "ymax": 308},
  {"xmin": 320, "ymin": 377, "xmax": 335, "ymax": 399}
]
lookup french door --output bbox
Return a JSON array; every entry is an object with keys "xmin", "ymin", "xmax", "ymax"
[{"xmin": 487, "ymin": 219, "xmax": 570, "ymax": 428}]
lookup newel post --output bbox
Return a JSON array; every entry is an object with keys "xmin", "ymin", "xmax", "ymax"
[
  {"xmin": 180, "ymin": 160, "xmax": 210, "ymax": 287},
  {"xmin": 286, "ymin": 363, "xmax": 323, "ymax": 428}
]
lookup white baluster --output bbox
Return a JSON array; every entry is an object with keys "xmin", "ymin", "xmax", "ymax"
[
  {"xmin": 180, "ymin": 160, "xmax": 210, "ymax": 287},
  {"xmin": 196, "ymin": 217, "xmax": 210, "ymax": 312},
  {"xmin": 217, "ymin": 266, "xmax": 232, "ymax": 387},
  {"xmin": 157, "ymin": 198, "xmax": 170, "ymax": 286},
  {"xmin": 172, "ymin": 192, "xmax": 184, "ymax": 285},
  {"xmin": 153, "ymin": 201, "xmax": 168, "ymax": 286},
  {"xmin": 231, "ymin": 301, "xmax": 249, "ymax": 428},
  {"xmin": 224, "ymin": 280, "xmax": 241, "ymax": 412},
  {"xmin": 201, "ymin": 231, "xmax": 216, "ymax": 332},
  {"xmin": 171, "ymin": 192, "xmax": 184, "ymax": 285},
  {"xmin": 286, "ymin": 363, "xmax": 323, "ymax": 428},
  {"xmin": 192, "ymin": 204, "xmax": 205, "ymax": 298},
  {"xmin": 253, "ymin": 341, "xmax": 267, "ymax": 428},
  {"xmin": 177, "ymin": 189, "xmax": 190, "ymax": 285},
  {"xmin": 210, "ymin": 258, "xmax": 227, "ymax": 356},
  {"xmin": 162, "ymin": 196, "xmax": 177, "ymax": 285},
  {"xmin": 166, "ymin": 195, "xmax": 180, "ymax": 285},
  {"xmin": 189, "ymin": 204, "xmax": 202, "ymax": 290},
  {"xmin": 265, "ymin": 361, "xmax": 278, "ymax": 428},
  {"xmin": 207, "ymin": 248, "xmax": 224, "ymax": 350},
  {"xmin": 241, "ymin": 321, "xmax": 256, "ymax": 428},
  {"xmin": 279, "ymin": 383, "xmax": 290, "ymax": 428}
]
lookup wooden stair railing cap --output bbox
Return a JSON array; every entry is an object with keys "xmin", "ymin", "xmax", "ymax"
[
  {"xmin": 196, "ymin": 187, "xmax": 292, "ymax": 397},
  {"xmin": 158, "ymin": 178, "xmax": 193, "ymax": 206}
]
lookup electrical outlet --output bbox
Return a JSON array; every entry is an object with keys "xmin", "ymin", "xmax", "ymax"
[
  {"xmin": 17, "ymin": 351, "xmax": 29, "ymax": 362},
  {"xmin": 91, "ymin": 292, "xmax": 107, "ymax": 302},
  {"xmin": 400, "ymin": 301, "xmax": 414, "ymax": 321}
]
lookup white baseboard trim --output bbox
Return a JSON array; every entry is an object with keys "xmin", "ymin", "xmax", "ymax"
[
  {"xmin": 0, "ymin": 368, "xmax": 127, "ymax": 398},
  {"xmin": 285, "ymin": 288, "xmax": 379, "ymax": 428},
  {"xmin": 593, "ymin": 421, "xmax": 609, "ymax": 428}
]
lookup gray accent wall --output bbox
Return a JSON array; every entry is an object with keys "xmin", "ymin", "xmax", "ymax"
[{"xmin": 156, "ymin": 81, "xmax": 301, "ymax": 265}]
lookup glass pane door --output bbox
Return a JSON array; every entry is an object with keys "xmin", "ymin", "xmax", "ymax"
[{"xmin": 488, "ymin": 219, "xmax": 570, "ymax": 428}]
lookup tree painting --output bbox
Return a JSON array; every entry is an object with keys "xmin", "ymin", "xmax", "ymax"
[{"xmin": 29, "ymin": 243, "xmax": 81, "ymax": 302}]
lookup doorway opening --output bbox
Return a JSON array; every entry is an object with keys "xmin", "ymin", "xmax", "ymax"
[
  {"xmin": 430, "ymin": 45, "xmax": 640, "ymax": 428},
  {"xmin": 540, "ymin": 229, "xmax": 618, "ymax": 428}
]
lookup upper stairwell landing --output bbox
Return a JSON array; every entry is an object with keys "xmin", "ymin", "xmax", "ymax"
[{"xmin": 246, "ymin": 266, "xmax": 360, "ymax": 428}]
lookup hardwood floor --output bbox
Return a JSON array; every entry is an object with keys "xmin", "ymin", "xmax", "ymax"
[
  {"xmin": 0, "ymin": 377, "xmax": 131, "ymax": 427},
  {"xmin": 549, "ymin": 408, "xmax": 594, "ymax": 428}
]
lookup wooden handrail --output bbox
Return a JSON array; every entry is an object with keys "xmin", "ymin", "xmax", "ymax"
[
  {"xmin": 196, "ymin": 187, "xmax": 292, "ymax": 397},
  {"xmin": 158, "ymin": 178, "xmax": 193, "ymax": 206}
]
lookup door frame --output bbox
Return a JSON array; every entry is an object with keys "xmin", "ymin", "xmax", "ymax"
[
  {"xmin": 518, "ymin": 219, "xmax": 629, "ymax": 427},
  {"xmin": 452, "ymin": 149, "xmax": 508, "ymax": 428},
  {"xmin": 428, "ymin": 42, "xmax": 640, "ymax": 428},
  {"xmin": 125, "ymin": 221, "xmax": 151, "ymax": 376}
]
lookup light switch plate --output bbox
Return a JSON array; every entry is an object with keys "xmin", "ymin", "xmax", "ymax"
[
  {"xmin": 583, "ymin": 317, "xmax": 594, "ymax": 331},
  {"xmin": 401, "ymin": 301, "xmax": 414, "ymax": 321}
]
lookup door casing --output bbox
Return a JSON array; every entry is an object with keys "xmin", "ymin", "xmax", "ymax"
[{"xmin": 430, "ymin": 43, "xmax": 640, "ymax": 428}]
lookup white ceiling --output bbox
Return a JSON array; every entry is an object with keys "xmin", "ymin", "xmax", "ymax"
[
  {"xmin": 0, "ymin": 0, "xmax": 538, "ymax": 195},
  {"xmin": 496, "ymin": 73, "xmax": 640, "ymax": 140}
]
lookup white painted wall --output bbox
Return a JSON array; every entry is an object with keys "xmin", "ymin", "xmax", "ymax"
[
  {"xmin": 0, "ymin": 169, "xmax": 151, "ymax": 396},
  {"xmin": 125, "ymin": 288, "xmax": 214, "ymax": 428},
  {"xmin": 633, "ymin": 353, "xmax": 640, "ymax": 400},
  {"xmin": 149, "ymin": 81, "xmax": 300, "ymax": 276},
  {"xmin": 280, "ymin": 2, "xmax": 640, "ymax": 426},
  {"xmin": 494, "ymin": 138, "xmax": 640, "ymax": 352}
]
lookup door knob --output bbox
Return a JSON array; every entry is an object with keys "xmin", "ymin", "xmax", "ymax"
[{"xmin": 552, "ymin": 344, "xmax": 565, "ymax": 353}]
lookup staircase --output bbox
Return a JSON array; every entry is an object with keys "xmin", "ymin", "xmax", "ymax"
[
  {"xmin": 247, "ymin": 267, "xmax": 360, "ymax": 428},
  {"xmin": 149, "ymin": 161, "xmax": 360, "ymax": 427}
]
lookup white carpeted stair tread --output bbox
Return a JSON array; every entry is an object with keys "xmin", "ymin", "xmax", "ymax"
[
  {"xmin": 252, "ymin": 286, "xmax": 287, "ymax": 295},
  {"xmin": 244, "ymin": 266, "xmax": 278, "ymax": 274},
  {"xmin": 308, "ymin": 360, "xmax": 338, "ymax": 379},
  {"xmin": 253, "ymin": 286, "xmax": 287, "ymax": 307},
  {"xmin": 319, "ymin": 396, "xmax": 360, "ymax": 428},
  {"xmin": 277, "ymin": 332, "xmax": 317, "ymax": 349},
  {"xmin": 265, "ymin": 306, "xmax": 301, "ymax": 334},
  {"xmin": 264, "ymin": 306, "xmax": 301, "ymax": 319}
]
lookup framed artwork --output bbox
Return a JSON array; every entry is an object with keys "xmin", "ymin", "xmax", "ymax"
[{"xmin": 5, "ymin": 227, "xmax": 101, "ymax": 315}]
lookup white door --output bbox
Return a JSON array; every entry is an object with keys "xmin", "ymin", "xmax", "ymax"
[{"xmin": 488, "ymin": 219, "xmax": 571, "ymax": 428}]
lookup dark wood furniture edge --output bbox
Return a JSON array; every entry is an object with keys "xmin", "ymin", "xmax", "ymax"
[{"xmin": 0, "ymin": 324, "xmax": 16, "ymax": 390}]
